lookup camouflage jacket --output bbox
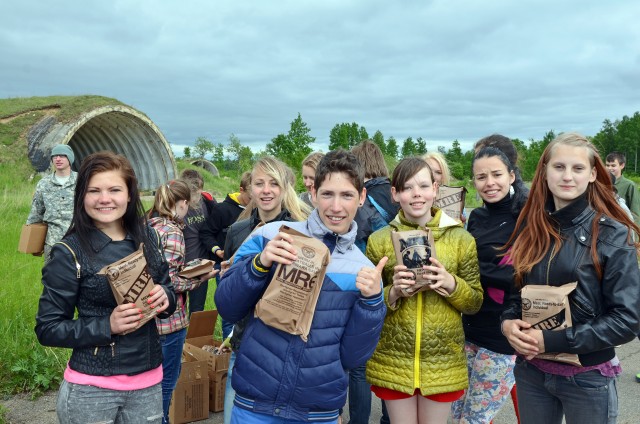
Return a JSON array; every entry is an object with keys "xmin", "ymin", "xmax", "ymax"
[{"xmin": 26, "ymin": 171, "xmax": 77, "ymax": 249}]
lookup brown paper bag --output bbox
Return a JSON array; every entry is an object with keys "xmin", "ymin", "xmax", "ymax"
[
  {"xmin": 98, "ymin": 244, "xmax": 158, "ymax": 335},
  {"xmin": 434, "ymin": 185, "xmax": 467, "ymax": 221},
  {"xmin": 521, "ymin": 282, "xmax": 582, "ymax": 366},
  {"xmin": 179, "ymin": 259, "xmax": 214, "ymax": 278},
  {"xmin": 391, "ymin": 229, "xmax": 439, "ymax": 295},
  {"xmin": 254, "ymin": 225, "xmax": 330, "ymax": 341}
]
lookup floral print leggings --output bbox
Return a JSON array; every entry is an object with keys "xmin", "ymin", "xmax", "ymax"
[{"xmin": 450, "ymin": 341, "xmax": 516, "ymax": 424}]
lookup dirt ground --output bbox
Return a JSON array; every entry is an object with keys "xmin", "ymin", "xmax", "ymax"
[{"xmin": 1, "ymin": 391, "xmax": 58, "ymax": 424}]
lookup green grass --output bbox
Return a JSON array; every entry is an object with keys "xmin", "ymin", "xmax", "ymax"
[{"xmin": 0, "ymin": 95, "xmax": 128, "ymax": 149}]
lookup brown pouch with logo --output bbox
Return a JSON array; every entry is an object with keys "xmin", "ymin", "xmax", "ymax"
[
  {"xmin": 391, "ymin": 229, "xmax": 441, "ymax": 295},
  {"xmin": 98, "ymin": 244, "xmax": 158, "ymax": 335},
  {"xmin": 434, "ymin": 185, "xmax": 467, "ymax": 221},
  {"xmin": 521, "ymin": 282, "xmax": 582, "ymax": 366},
  {"xmin": 254, "ymin": 225, "xmax": 330, "ymax": 341}
]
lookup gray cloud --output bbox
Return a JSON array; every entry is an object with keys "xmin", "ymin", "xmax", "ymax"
[{"xmin": 2, "ymin": 0, "xmax": 639, "ymax": 154}]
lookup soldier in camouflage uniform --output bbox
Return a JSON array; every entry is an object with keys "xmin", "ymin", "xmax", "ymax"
[{"xmin": 26, "ymin": 144, "xmax": 77, "ymax": 262}]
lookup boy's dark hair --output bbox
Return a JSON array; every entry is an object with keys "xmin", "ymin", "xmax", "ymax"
[
  {"xmin": 180, "ymin": 169, "xmax": 204, "ymax": 190},
  {"xmin": 314, "ymin": 149, "xmax": 364, "ymax": 193},
  {"xmin": 606, "ymin": 151, "xmax": 626, "ymax": 165},
  {"xmin": 240, "ymin": 171, "xmax": 252, "ymax": 190}
]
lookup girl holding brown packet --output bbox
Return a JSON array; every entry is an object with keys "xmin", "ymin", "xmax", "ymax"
[
  {"xmin": 500, "ymin": 133, "xmax": 640, "ymax": 423},
  {"xmin": 365, "ymin": 156, "xmax": 482, "ymax": 424}
]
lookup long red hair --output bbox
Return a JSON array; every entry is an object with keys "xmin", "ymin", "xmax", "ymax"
[{"xmin": 505, "ymin": 132, "xmax": 640, "ymax": 286}]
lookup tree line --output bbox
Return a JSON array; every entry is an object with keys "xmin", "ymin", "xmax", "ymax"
[{"xmin": 181, "ymin": 111, "xmax": 640, "ymax": 182}]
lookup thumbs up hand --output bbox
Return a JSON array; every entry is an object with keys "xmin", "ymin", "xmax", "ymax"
[{"xmin": 356, "ymin": 256, "xmax": 388, "ymax": 297}]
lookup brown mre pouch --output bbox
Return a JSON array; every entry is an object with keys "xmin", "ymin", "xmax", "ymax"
[
  {"xmin": 521, "ymin": 282, "xmax": 582, "ymax": 366},
  {"xmin": 179, "ymin": 259, "xmax": 214, "ymax": 278},
  {"xmin": 254, "ymin": 225, "xmax": 330, "ymax": 342},
  {"xmin": 98, "ymin": 243, "xmax": 158, "ymax": 335},
  {"xmin": 434, "ymin": 185, "xmax": 467, "ymax": 221},
  {"xmin": 391, "ymin": 229, "xmax": 437, "ymax": 295}
]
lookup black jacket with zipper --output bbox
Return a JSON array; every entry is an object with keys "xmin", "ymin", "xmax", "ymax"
[
  {"xmin": 501, "ymin": 195, "xmax": 640, "ymax": 367},
  {"xmin": 35, "ymin": 226, "xmax": 176, "ymax": 376}
]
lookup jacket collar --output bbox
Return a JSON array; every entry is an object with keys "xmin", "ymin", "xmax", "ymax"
[
  {"xmin": 547, "ymin": 193, "xmax": 590, "ymax": 229},
  {"xmin": 306, "ymin": 209, "xmax": 356, "ymax": 254},
  {"xmin": 87, "ymin": 228, "xmax": 132, "ymax": 253},
  {"xmin": 250, "ymin": 208, "xmax": 292, "ymax": 226},
  {"xmin": 392, "ymin": 208, "xmax": 461, "ymax": 229}
]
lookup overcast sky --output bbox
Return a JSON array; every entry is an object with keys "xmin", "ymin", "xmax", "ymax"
[{"xmin": 2, "ymin": 1, "xmax": 639, "ymax": 156}]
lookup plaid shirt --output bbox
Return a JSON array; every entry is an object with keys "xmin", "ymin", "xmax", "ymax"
[{"xmin": 149, "ymin": 217, "xmax": 202, "ymax": 335}]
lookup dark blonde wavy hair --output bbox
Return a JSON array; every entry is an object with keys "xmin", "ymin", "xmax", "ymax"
[
  {"xmin": 505, "ymin": 132, "xmax": 640, "ymax": 286},
  {"xmin": 147, "ymin": 180, "xmax": 192, "ymax": 221}
]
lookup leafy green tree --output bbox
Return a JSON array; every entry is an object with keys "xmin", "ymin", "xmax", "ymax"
[
  {"xmin": 401, "ymin": 137, "xmax": 417, "ymax": 157},
  {"xmin": 183, "ymin": 146, "xmax": 191, "ymax": 158},
  {"xmin": 386, "ymin": 136, "xmax": 399, "ymax": 160},
  {"xmin": 329, "ymin": 124, "xmax": 350, "ymax": 150},
  {"xmin": 212, "ymin": 143, "xmax": 225, "ymax": 166},
  {"xmin": 266, "ymin": 113, "xmax": 314, "ymax": 169},
  {"xmin": 445, "ymin": 140, "xmax": 463, "ymax": 163},
  {"xmin": 329, "ymin": 122, "xmax": 369, "ymax": 150},
  {"xmin": 415, "ymin": 137, "xmax": 427, "ymax": 155},
  {"xmin": 227, "ymin": 134, "xmax": 254, "ymax": 172},
  {"xmin": 372, "ymin": 130, "xmax": 386, "ymax": 152},
  {"xmin": 193, "ymin": 136, "xmax": 214, "ymax": 159}
]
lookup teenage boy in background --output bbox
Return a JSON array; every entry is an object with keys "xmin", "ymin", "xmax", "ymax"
[
  {"xmin": 606, "ymin": 151, "xmax": 640, "ymax": 225},
  {"xmin": 215, "ymin": 149, "xmax": 387, "ymax": 423}
]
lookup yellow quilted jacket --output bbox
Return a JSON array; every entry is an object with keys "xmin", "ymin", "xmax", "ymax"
[{"xmin": 365, "ymin": 208, "xmax": 482, "ymax": 396}]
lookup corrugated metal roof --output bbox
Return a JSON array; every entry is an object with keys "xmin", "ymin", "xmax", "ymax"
[{"xmin": 31, "ymin": 105, "xmax": 176, "ymax": 190}]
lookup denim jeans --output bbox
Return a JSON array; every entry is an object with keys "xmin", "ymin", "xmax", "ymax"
[
  {"xmin": 160, "ymin": 328, "xmax": 188, "ymax": 424},
  {"xmin": 56, "ymin": 379, "xmax": 163, "ymax": 423},
  {"xmin": 223, "ymin": 351, "xmax": 237, "ymax": 424},
  {"xmin": 514, "ymin": 359, "xmax": 618, "ymax": 424},
  {"xmin": 347, "ymin": 365, "xmax": 371, "ymax": 424},
  {"xmin": 188, "ymin": 280, "xmax": 209, "ymax": 316}
]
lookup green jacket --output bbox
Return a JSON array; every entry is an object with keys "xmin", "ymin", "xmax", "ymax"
[
  {"xmin": 365, "ymin": 208, "xmax": 482, "ymax": 396},
  {"xmin": 614, "ymin": 175, "xmax": 640, "ymax": 225}
]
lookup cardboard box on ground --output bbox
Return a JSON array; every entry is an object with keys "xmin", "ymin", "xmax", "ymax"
[
  {"xmin": 18, "ymin": 223, "xmax": 47, "ymax": 254},
  {"xmin": 183, "ymin": 310, "xmax": 231, "ymax": 413},
  {"xmin": 169, "ymin": 352, "xmax": 209, "ymax": 424}
]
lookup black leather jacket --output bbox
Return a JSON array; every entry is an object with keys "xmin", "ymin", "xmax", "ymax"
[
  {"xmin": 35, "ymin": 226, "xmax": 176, "ymax": 376},
  {"xmin": 502, "ymin": 196, "xmax": 640, "ymax": 366}
]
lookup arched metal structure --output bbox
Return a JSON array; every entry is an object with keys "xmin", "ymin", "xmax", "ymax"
[
  {"xmin": 27, "ymin": 105, "xmax": 176, "ymax": 190},
  {"xmin": 190, "ymin": 159, "xmax": 220, "ymax": 176}
]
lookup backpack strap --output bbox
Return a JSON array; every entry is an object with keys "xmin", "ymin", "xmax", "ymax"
[
  {"xmin": 368, "ymin": 195, "xmax": 392, "ymax": 223},
  {"xmin": 56, "ymin": 241, "xmax": 81, "ymax": 279}
]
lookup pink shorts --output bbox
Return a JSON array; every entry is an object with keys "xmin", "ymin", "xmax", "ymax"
[{"xmin": 371, "ymin": 385, "xmax": 464, "ymax": 403}]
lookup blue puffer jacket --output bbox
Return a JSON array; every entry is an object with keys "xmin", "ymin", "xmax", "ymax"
[{"xmin": 215, "ymin": 210, "xmax": 386, "ymax": 422}]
